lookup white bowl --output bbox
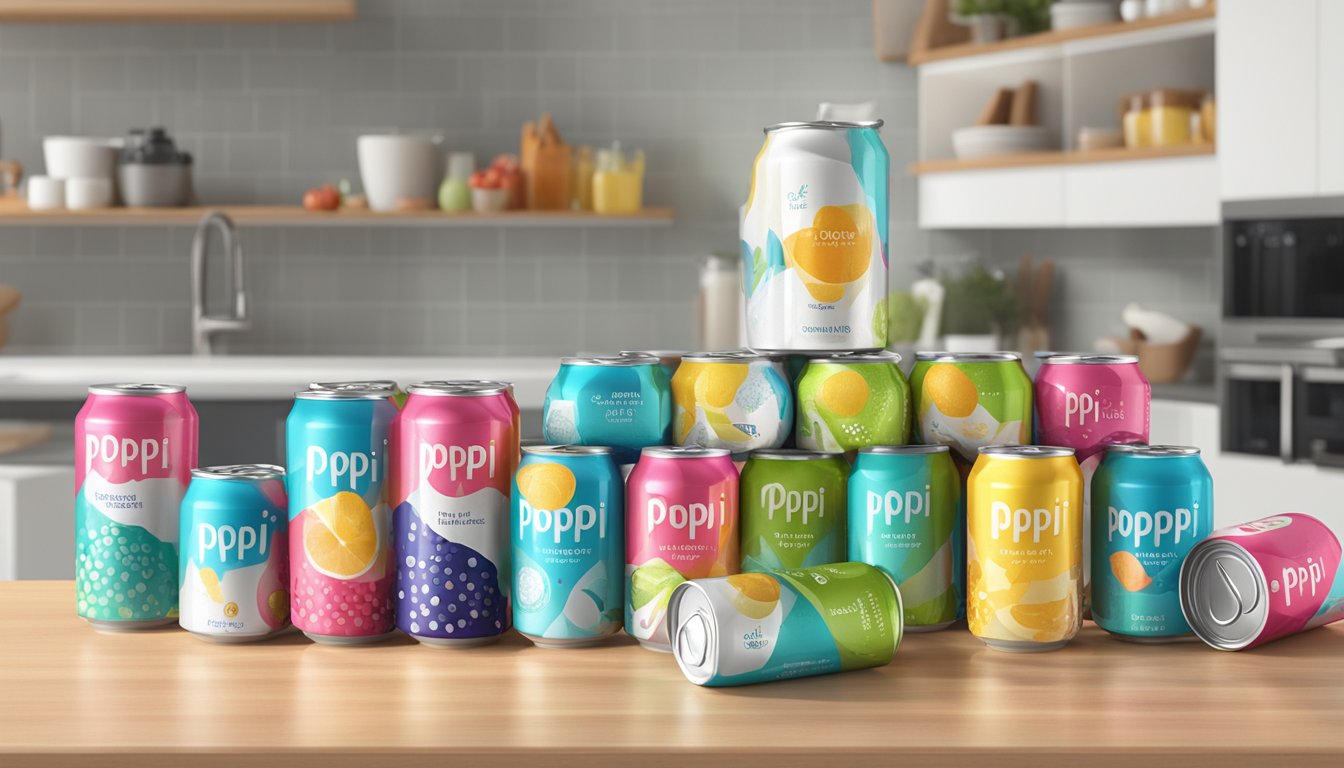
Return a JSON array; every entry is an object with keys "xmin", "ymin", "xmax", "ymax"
[
  {"xmin": 65, "ymin": 177, "xmax": 114, "ymax": 210},
  {"xmin": 356, "ymin": 134, "xmax": 444, "ymax": 213},
  {"xmin": 43, "ymin": 136, "xmax": 119, "ymax": 181},
  {"xmin": 26, "ymin": 176, "xmax": 64, "ymax": 211},
  {"xmin": 471, "ymin": 188, "xmax": 509, "ymax": 213},
  {"xmin": 1051, "ymin": 2, "xmax": 1117, "ymax": 29},
  {"xmin": 952, "ymin": 125, "xmax": 1052, "ymax": 160}
]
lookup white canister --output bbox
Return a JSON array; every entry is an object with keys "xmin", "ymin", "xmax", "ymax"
[
  {"xmin": 65, "ymin": 177, "xmax": 114, "ymax": 210},
  {"xmin": 27, "ymin": 176, "xmax": 65, "ymax": 211}
]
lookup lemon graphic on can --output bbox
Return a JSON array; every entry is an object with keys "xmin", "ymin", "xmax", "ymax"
[{"xmin": 796, "ymin": 352, "xmax": 910, "ymax": 452}]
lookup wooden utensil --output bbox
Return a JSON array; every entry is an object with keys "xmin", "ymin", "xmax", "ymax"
[
  {"xmin": 977, "ymin": 88, "xmax": 1015, "ymax": 126},
  {"xmin": 0, "ymin": 283, "xmax": 20, "ymax": 349},
  {"xmin": 1010, "ymin": 80, "xmax": 1039, "ymax": 127}
]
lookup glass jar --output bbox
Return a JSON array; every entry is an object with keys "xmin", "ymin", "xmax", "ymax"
[
  {"xmin": 1148, "ymin": 89, "xmax": 1200, "ymax": 146},
  {"xmin": 592, "ymin": 143, "xmax": 644, "ymax": 214},
  {"xmin": 1120, "ymin": 92, "xmax": 1150, "ymax": 149}
]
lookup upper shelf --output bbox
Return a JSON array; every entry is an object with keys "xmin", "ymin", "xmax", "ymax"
[
  {"xmin": 909, "ymin": 4, "xmax": 1216, "ymax": 69},
  {"xmin": 0, "ymin": 205, "xmax": 676, "ymax": 228},
  {"xmin": 910, "ymin": 144, "xmax": 1215, "ymax": 175},
  {"xmin": 0, "ymin": 0, "xmax": 357, "ymax": 22}
]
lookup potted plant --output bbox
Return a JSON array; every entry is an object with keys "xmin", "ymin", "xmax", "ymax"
[
  {"xmin": 954, "ymin": 0, "xmax": 1053, "ymax": 43},
  {"xmin": 940, "ymin": 264, "xmax": 1018, "ymax": 353}
]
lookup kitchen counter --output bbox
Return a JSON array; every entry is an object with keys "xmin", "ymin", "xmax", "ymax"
[
  {"xmin": 0, "ymin": 356, "xmax": 559, "ymax": 408},
  {"xmin": 2, "ymin": 582, "xmax": 1341, "ymax": 767}
]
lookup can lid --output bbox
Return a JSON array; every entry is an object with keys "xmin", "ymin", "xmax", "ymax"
[
  {"xmin": 408, "ymin": 380, "xmax": 512, "ymax": 396},
  {"xmin": 308, "ymin": 380, "xmax": 398, "ymax": 392},
  {"xmin": 191, "ymin": 463, "xmax": 285, "ymax": 480},
  {"xmin": 667, "ymin": 581, "xmax": 719, "ymax": 685},
  {"xmin": 523, "ymin": 444, "xmax": 613, "ymax": 456},
  {"xmin": 859, "ymin": 444, "xmax": 950, "ymax": 455},
  {"xmin": 748, "ymin": 448, "xmax": 845, "ymax": 461},
  {"xmin": 812, "ymin": 350, "xmax": 903, "ymax": 365},
  {"xmin": 620, "ymin": 350, "xmax": 687, "ymax": 359},
  {"xmin": 1107, "ymin": 444, "xmax": 1201, "ymax": 457},
  {"xmin": 296, "ymin": 387, "xmax": 388, "ymax": 400},
  {"xmin": 765, "ymin": 120, "xmax": 884, "ymax": 133},
  {"xmin": 978, "ymin": 444, "xmax": 1075, "ymax": 459},
  {"xmin": 914, "ymin": 351, "xmax": 1021, "ymax": 363},
  {"xmin": 641, "ymin": 445, "xmax": 732, "ymax": 459},
  {"xmin": 1180, "ymin": 540, "xmax": 1268, "ymax": 651},
  {"xmin": 561, "ymin": 354, "xmax": 658, "ymax": 367},
  {"xmin": 88, "ymin": 383, "xmax": 185, "ymax": 396},
  {"xmin": 1042, "ymin": 354, "xmax": 1140, "ymax": 365},
  {"xmin": 681, "ymin": 350, "xmax": 775, "ymax": 363}
]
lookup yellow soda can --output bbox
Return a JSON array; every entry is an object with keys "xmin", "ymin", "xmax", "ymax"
[{"xmin": 967, "ymin": 445, "xmax": 1082, "ymax": 652}]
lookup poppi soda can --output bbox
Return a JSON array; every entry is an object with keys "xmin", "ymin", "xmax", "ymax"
[
  {"xmin": 1181, "ymin": 513, "xmax": 1344, "ymax": 651},
  {"xmin": 286, "ymin": 388, "xmax": 396, "ymax": 645},
  {"xmin": 76, "ymin": 383, "xmax": 198, "ymax": 630},
  {"xmin": 625, "ymin": 446, "xmax": 739, "ymax": 651},
  {"xmin": 666, "ymin": 562, "xmax": 903, "ymax": 686},
  {"xmin": 741, "ymin": 120, "xmax": 889, "ymax": 352},
  {"xmin": 739, "ymin": 449, "xmax": 847, "ymax": 572},
  {"xmin": 1091, "ymin": 445, "xmax": 1212, "ymax": 642},
  {"xmin": 968, "ymin": 445, "xmax": 1083, "ymax": 652},
  {"xmin": 179, "ymin": 465, "xmax": 289, "ymax": 642},
  {"xmin": 310, "ymin": 379, "xmax": 407, "ymax": 409},
  {"xmin": 672, "ymin": 351, "xmax": 793, "ymax": 457},
  {"xmin": 543, "ymin": 354, "xmax": 671, "ymax": 464},
  {"xmin": 911, "ymin": 353, "xmax": 1033, "ymax": 466},
  {"xmin": 621, "ymin": 350, "xmax": 686, "ymax": 380},
  {"xmin": 795, "ymin": 352, "xmax": 910, "ymax": 452},
  {"xmin": 512, "ymin": 445, "xmax": 624, "ymax": 648},
  {"xmin": 392, "ymin": 381, "xmax": 519, "ymax": 648},
  {"xmin": 849, "ymin": 445, "xmax": 961, "ymax": 632}
]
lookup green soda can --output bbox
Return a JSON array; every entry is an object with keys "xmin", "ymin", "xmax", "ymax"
[
  {"xmin": 908, "ymin": 352, "xmax": 1032, "ymax": 465},
  {"xmin": 740, "ymin": 449, "xmax": 848, "ymax": 572},
  {"xmin": 795, "ymin": 352, "xmax": 911, "ymax": 452},
  {"xmin": 848, "ymin": 445, "xmax": 961, "ymax": 631},
  {"xmin": 666, "ymin": 562, "xmax": 903, "ymax": 687}
]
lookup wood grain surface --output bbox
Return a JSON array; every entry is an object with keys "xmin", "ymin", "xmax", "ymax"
[{"xmin": 1, "ymin": 581, "xmax": 1341, "ymax": 767}]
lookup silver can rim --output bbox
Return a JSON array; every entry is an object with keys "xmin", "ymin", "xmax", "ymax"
[
  {"xmin": 191, "ymin": 463, "xmax": 286, "ymax": 480},
  {"xmin": 641, "ymin": 445, "xmax": 732, "ymax": 459},
  {"xmin": 1042, "ymin": 354, "xmax": 1140, "ymax": 365},
  {"xmin": 523, "ymin": 444, "xmax": 613, "ymax": 457},
  {"xmin": 1179, "ymin": 540, "xmax": 1269, "ymax": 651},
  {"xmin": 859, "ymin": 444, "xmax": 950, "ymax": 456},
  {"xmin": 978, "ymin": 444, "xmax": 1075, "ymax": 459},
  {"xmin": 308, "ymin": 380, "xmax": 398, "ymax": 392},
  {"xmin": 408, "ymin": 380, "xmax": 513, "ymax": 396},
  {"xmin": 914, "ymin": 351, "xmax": 1022, "ymax": 363},
  {"xmin": 561, "ymin": 354, "xmax": 659, "ymax": 367},
  {"xmin": 765, "ymin": 120, "xmax": 884, "ymax": 133},
  {"xmin": 1106, "ymin": 444, "xmax": 1201, "ymax": 457},
  {"xmin": 88, "ymin": 383, "xmax": 186, "ymax": 396},
  {"xmin": 747, "ymin": 448, "xmax": 845, "ymax": 461},
  {"xmin": 811, "ymin": 351, "xmax": 903, "ymax": 365}
]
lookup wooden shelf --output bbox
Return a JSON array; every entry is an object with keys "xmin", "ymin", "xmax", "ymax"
[
  {"xmin": 0, "ymin": 0, "xmax": 357, "ymax": 22},
  {"xmin": 906, "ymin": 4, "xmax": 1216, "ymax": 66},
  {"xmin": 0, "ymin": 204, "xmax": 676, "ymax": 228},
  {"xmin": 911, "ymin": 143, "xmax": 1215, "ymax": 176}
]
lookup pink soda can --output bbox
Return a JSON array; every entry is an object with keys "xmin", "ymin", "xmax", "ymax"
[
  {"xmin": 391, "ymin": 381, "xmax": 520, "ymax": 648},
  {"xmin": 625, "ymin": 446, "xmax": 739, "ymax": 652},
  {"xmin": 1035, "ymin": 353, "xmax": 1150, "ymax": 607},
  {"xmin": 287, "ymin": 387, "xmax": 397, "ymax": 645},
  {"xmin": 76, "ymin": 383, "xmax": 198, "ymax": 631},
  {"xmin": 1181, "ymin": 513, "xmax": 1344, "ymax": 650}
]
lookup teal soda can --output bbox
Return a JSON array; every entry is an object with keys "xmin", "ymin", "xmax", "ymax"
[
  {"xmin": 179, "ymin": 465, "xmax": 289, "ymax": 642},
  {"xmin": 542, "ymin": 354, "xmax": 671, "ymax": 464},
  {"xmin": 1092, "ymin": 444, "xmax": 1213, "ymax": 641},
  {"xmin": 665, "ymin": 562, "xmax": 903, "ymax": 686},
  {"xmin": 848, "ymin": 445, "xmax": 961, "ymax": 631},
  {"xmin": 512, "ymin": 445, "xmax": 625, "ymax": 647}
]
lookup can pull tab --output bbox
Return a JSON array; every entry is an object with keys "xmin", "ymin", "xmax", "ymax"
[
  {"xmin": 677, "ymin": 612, "xmax": 709, "ymax": 666},
  {"xmin": 1210, "ymin": 557, "xmax": 1260, "ymax": 626}
]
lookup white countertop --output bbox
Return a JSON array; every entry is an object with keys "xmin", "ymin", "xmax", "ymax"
[{"xmin": 0, "ymin": 356, "xmax": 560, "ymax": 408}]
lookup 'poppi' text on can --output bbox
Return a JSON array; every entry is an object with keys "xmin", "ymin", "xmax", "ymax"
[
  {"xmin": 849, "ymin": 445, "xmax": 960, "ymax": 631},
  {"xmin": 76, "ymin": 383, "xmax": 198, "ymax": 630},
  {"xmin": 543, "ymin": 354, "xmax": 671, "ymax": 464},
  {"xmin": 666, "ymin": 562, "xmax": 903, "ymax": 686},
  {"xmin": 741, "ymin": 120, "xmax": 890, "ymax": 352},
  {"xmin": 1181, "ymin": 513, "xmax": 1344, "ymax": 651},
  {"xmin": 1091, "ymin": 445, "xmax": 1212, "ymax": 641},
  {"xmin": 795, "ymin": 352, "xmax": 910, "ymax": 452},
  {"xmin": 179, "ymin": 465, "xmax": 289, "ymax": 642},
  {"xmin": 392, "ymin": 381, "xmax": 519, "ymax": 648},
  {"xmin": 672, "ymin": 351, "xmax": 793, "ymax": 457},
  {"xmin": 512, "ymin": 445, "xmax": 624, "ymax": 647},
  {"xmin": 740, "ymin": 449, "xmax": 847, "ymax": 572},
  {"xmin": 287, "ymin": 388, "xmax": 396, "ymax": 645},
  {"xmin": 625, "ymin": 446, "xmax": 739, "ymax": 651},
  {"xmin": 968, "ymin": 445, "xmax": 1082, "ymax": 652},
  {"xmin": 911, "ymin": 353, "xmax": 1033, "ymax": 466}
]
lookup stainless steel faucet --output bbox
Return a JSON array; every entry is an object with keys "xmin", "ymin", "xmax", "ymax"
[{"xmin": 190, "ymin": 211, "xmax": 248, "ymax": 355}]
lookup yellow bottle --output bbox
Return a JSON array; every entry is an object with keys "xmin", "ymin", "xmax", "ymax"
[{"xmin": 593, "ymin": 144, "xmax": 644, "ymax": 214}]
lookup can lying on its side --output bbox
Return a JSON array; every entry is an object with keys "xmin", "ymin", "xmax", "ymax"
[
  {"xmin": 666, "ymin": 562, "xmax": 903, "ymax": 686},
  {"xmin": 1180, "ymin": 513, "xmax": 1344, "ymax": 651}
]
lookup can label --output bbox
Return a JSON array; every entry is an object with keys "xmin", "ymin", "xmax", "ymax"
[
  {"xmin": 848, "ymin": 451, "xmax": 959, "ymax": 628},
  {"xmin": 672, "ymin": 359, "xmax": 793, "ymax": 455},
  {"xmin": 741, "ymin": 456, "xmax": 847, "ymax": 571},
  {"xmin": 795, "ymin": 362, "xmax": 910, "ymax": 452},
  {"xmin": 76, "ymin": 393, "xmax": 196, "ymax": 623},
  {"xmin": 180, "ymin": 478, "xmax": 289, "ymax": 637},
  {"xmin": 512, "ymin": 455, "xmax": 624, "ymax": 642},
  {"xmin": 741, "ymin": 126, "xmax": 889, "ymax": 351},
  {"xmin": 911, "ymin": 361, "xmax": 1032, "ymax": 464},
  {"xmin": 543, "ymin": 363, "xmax": 670, "ymax": 464},
  {"xmin": 670, "ymin": 563, "xmax": 901, "ymax": 686},
  {"xmin": 288, "ymin": 398, "xmax": 396, "ymax": 638}
]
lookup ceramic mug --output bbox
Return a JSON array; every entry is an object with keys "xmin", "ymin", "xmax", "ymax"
[{"xmin": 27, "ymin": 176, "xmax": 64, "ymax": 211}]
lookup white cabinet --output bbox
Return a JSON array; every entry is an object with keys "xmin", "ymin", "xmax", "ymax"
[
  {"xmin": 0, "ymin": 466, "xmax": 73, "ymax": 580},
  {"xmin": 1319, "ymin": 0, "xmax": 1344, "ymax": 195}
]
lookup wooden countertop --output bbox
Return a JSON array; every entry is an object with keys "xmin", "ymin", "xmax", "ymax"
[{"xmin": 2, "ymin": 582, "xmax": 1341, "ymax": 767}]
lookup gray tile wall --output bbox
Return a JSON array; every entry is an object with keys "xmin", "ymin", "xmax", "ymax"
[{"xmin": 0, "ymin": 0, "xmax": 1216, "ymax": 360}]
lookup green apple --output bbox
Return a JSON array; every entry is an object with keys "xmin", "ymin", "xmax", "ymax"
[{"xmin": 438, "ymin": 178, "xmax": 471, "ymax": 212}]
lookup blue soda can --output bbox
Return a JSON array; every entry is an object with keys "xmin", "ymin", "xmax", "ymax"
[
  {"xmin": 286, "ymin": 389, "xmax": 397, "ymax": 645},
  {"xmin": 1091, "ymin": 444, "xmax": 1213, "ymax": 641},
  {"xmin": 620, "ymin": 350, "xmax": 686, "ymax": 381},
  {"xmin": 848, "ymin": 445, "xmax": 961, "ymax": 631},
  {"xmin": 542, "ymin": 354, "xmax": 671, "ymax": 464},
  {"xmin": 511, "ymin": 445, "xmax": 625, "ymax": 647},
  {"xmin": 179, "ymin": 464, "xmax": 289, "ymax": 642}
]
